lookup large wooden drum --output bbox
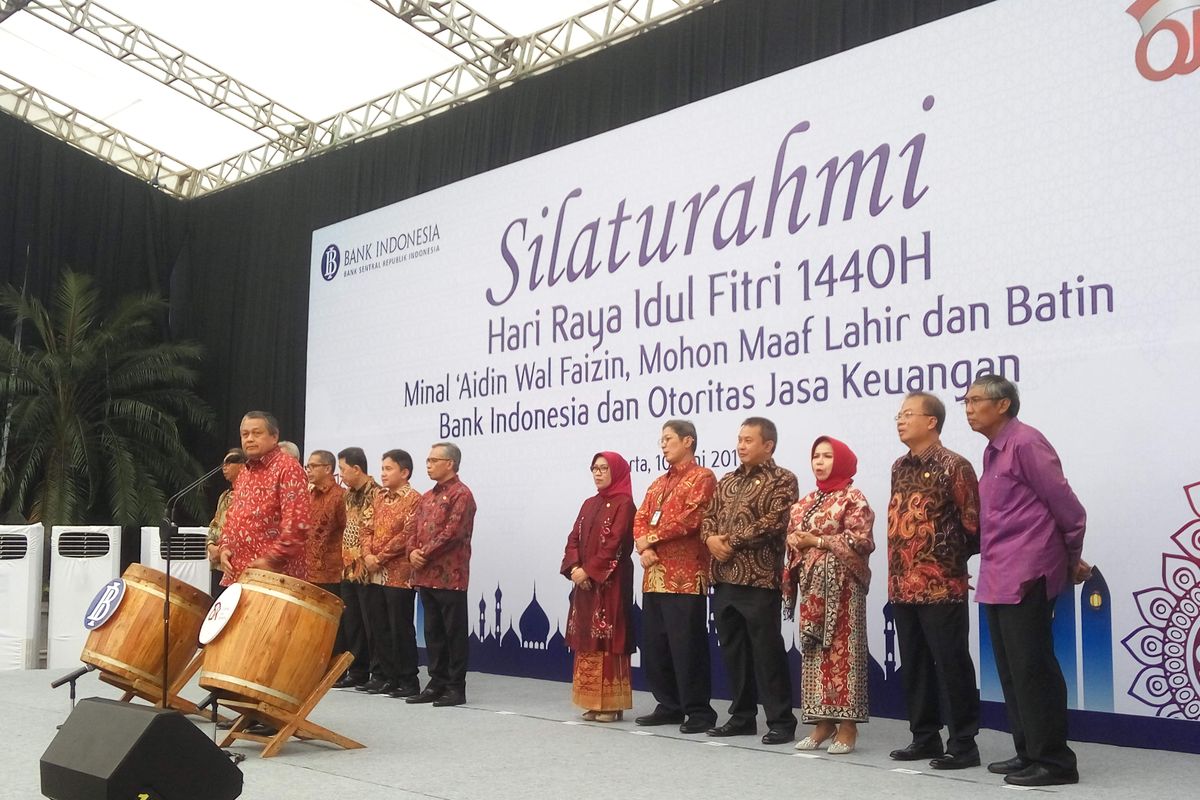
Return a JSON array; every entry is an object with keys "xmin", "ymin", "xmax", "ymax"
[
  {"xmin": 81, "ymin": 563, "xmax": 213, "ymax": 690},
  {"xmin": 199, "ymin": 569, "xmax": 342, "ymax": 713}
]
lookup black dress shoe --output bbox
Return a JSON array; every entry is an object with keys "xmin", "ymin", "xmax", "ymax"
[
  {"xmin": 388, "ymin": 682, "xmax": 421, "ymax": 698},
  {"xmin": 679, "ymin": 717, "xmax": 715, "ymax": 734},
  {"xmin": 930, "ymin": 749, "xmax": 981, "ymax": 770},
  {"xmin": 431, "ymin": 691, "xmax": 466, "ymax": 707},
  {"xmin": 1005, "ymin": 764, "xmax": 1079, "ymax": 786},
  {"xmin": 987, "ymin": 755, "xmax": 1032, "ymax": 774},
  {"xmin": 406, "ymin": 687, "xmax": 444, "ymax": 704},
  {"xmin": 356, "ymin": 678, "xmax": 388, "ymax": 693},
  {"xmin": 890, "ymin": 741, "xmax": 944, "ymax": 761},
  {"xmin": 246, "ymin": 721, "xmax": 278, "ymax": 736},
  {"xmin": 366, "ymin": 680, "xmax": 398, "ymax": 695},
  {"xmin": 706, "ymin": 720, "xmax": 757, "ymax": 737},
  {"xmin": 761, "ymin": 728, "xmax": 795, "ymax": 745},
  {"xmin": 635, "ymin": 711, "xmax": 685, "ymax": 727},
  {"xmin": 333, "ymin": 675, "xmax": 366, "ymax": 690}
]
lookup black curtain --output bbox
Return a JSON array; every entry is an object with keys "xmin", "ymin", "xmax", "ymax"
[{"xmin": 2, "ymin": 0, "xmax": 995, "ymax": 479}]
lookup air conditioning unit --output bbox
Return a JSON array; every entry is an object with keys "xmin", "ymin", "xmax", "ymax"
[
  {"xmin": 140, "ymin": 526, "xmax": 212, "ymax": 595},
  {"xmin": 0, "ymin": 524, "xmax": 45, "ymax": 670},
  {"xmin": 47, "ymin": 526, "xmax": 122, "ymax": 670}
]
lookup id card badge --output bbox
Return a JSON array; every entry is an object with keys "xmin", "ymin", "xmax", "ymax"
[{"xmin": 650, "ymin": 510, "xmax": 663, "ymax": 527}]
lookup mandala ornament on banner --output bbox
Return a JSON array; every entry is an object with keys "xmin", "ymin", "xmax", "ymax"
[{"xmin": 1122, "ymin": 482, "xmax": 1200, "ymax": 719}]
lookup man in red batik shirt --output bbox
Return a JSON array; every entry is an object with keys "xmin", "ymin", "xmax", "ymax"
[
  {"xmin": 404, "ymin": 442, "xmax": 476, "ymax": 708},
  {"xmin": 305, "ymin": 449, "xmax": 346, "ymax": 594},
  {"xmin": 364, "ymin": 449, "xmax": 423, "ymax": 698},
  {"xmin": 217, "ymin": 411, "xmax": 311, "ymax": 586},
  {"xmin": 633, "ymin": 419, "xmax": 718, "ymax": 734}
]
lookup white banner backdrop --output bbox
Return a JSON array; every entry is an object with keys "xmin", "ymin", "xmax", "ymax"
[{"xmin": 307, "ymin": 0, "xmax": 1200, "ymax": 725}]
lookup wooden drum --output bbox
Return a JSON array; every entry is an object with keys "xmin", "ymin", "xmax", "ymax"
[
  {"xmin": 199, "ymin": 569, "xmax": 343, "ymax": 713},
  {"xmin": 81, "ymin": 563, "xmax": 213, "ymax": 690}
]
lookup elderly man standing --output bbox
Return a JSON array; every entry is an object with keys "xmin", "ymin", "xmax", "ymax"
[
  {"xmin": 405, "ymin": 442, "xmax": 477, "ymax": 708},
  {"xmin": 888, "ymin": 392, "xmax": 981, "ymax": 769},
  {"xmin": 216, "ymin": 412, "xmax": 310, "ymax": 586},
  {"xmin": 633, "ymin": 420, "xmax": 718, "ymax": 734},
  {"xmin": 966, "ymin": 375, "xmax": 1088, "ymax": 787},
  {"xmin": 701, "ymin": 417, "xmax": 799, "ymax": 745}
]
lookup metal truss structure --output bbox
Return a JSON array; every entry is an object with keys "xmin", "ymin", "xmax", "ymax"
[{"xmin": 0, "ymin": 0, "xmax": 721, "ymax": 199}]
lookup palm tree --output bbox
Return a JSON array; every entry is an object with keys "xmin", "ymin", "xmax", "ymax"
[{"xmin": 0, "ymin": 270, "xmax": 215, "ymax": 529}]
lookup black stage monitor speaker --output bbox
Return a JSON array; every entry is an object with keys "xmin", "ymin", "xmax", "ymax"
[{"xmin": 40, "ymin": 698, "xmax": 242, "ymax": 800}]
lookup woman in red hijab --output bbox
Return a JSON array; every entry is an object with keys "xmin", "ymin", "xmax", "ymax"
[
  {"xmin": 560, "ymin": 451, "xmax": 636, "ymax": 722},
  {"xmin": 783, "ymin": 436, "xmax": 876, "ymax": 754}
]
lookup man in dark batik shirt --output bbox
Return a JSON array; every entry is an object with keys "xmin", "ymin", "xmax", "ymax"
[
  {"xmin": 701, "ymin": 417, "xmax": 799, "ymax": 746},
  {"xmin": 888, "ymin": 392, "xmax": 981, "ymax": 770}
]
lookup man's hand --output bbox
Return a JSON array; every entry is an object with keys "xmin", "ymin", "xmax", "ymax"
[
  {"xmin": 707, "ymin": 535, "xmax": 734, "ymax": 562},
  {"xmin": 409, "ymin": 549, "xmax": 427, "ymax": 568},
  {"xmin": 364, "ymin": 554, "xmax": 381, "ymax": 573},
  {"xmin": 639, "ymin": 549, "xmax": 660, "ymax": 570},
  {"xmin": 1073, "ymin": 558, "xmax": 1093, "ymax": 584},
  {"xmin": 218, "ymin": 550, "xmax": 233, "ymax": 574},
  {"xmin": 247, "ymin": 557, "xmax": 269, "ymax": 572},
  {"xmin": 207, "ymin": 542, "xmax": 222, "ymax": 567},
  {"xmin": 634, "ymin": 535, "xmax": 650, "ymax": 554}
]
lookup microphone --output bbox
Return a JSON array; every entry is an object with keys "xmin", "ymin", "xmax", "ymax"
[
  {"xmin": 49, "ymin": 664, "xmax": 95, "ymax": 689},
  {"xmin": 160, "ymin": 461, "xmax": 225, "ymax": 543}
]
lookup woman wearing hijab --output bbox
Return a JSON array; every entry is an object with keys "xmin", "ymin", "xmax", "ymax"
[
  {"xmin": 783, "ymin": 436, "xmax": 876, "ymax": 754},
  {"xmin": 560, "ymin": 451, "xmax": 637, "ymax": 722}
]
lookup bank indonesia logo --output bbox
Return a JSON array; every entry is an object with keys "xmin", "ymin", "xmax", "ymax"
[
  {"xmin": 83, "ymin": 578, "xmax": 126, "ymax": 630},
  {"xmin": 321, "ymin": 244, "xmax": 341, "ymax": 282}
]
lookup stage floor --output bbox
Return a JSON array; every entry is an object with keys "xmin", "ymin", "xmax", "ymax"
[{"xmin": 3, "ymin": 668, "xmax": 1193, "ymax": 799}]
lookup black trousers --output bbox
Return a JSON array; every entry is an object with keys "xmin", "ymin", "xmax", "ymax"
[
  {"xmin": 712, "ymin": 583, "xmax": 796, "ymax": 732},
  {"xmin": 315, "ymin": 582, "xmax": 345, "ymax": 663},
  {"xmin": 364, "ymin": 584, "xmax": 398, "ymax": 681},
  {"xmin": 383, "ymin": 586, "xmax": 419, "ymax": 684},
  {"xmin": 893, "ymin": 602, "xmax": 980, "ymax": 754},
  {"xmin": 984, "ymin": 578, "xmax": 1077, "ymax": 772},
  {"xmin": 419, "ymin": 587, "xmax": 469, "ymax": 693},
  {"xmin": 339, "ymin": 581, "xmax": 373, "ymax": 681},
  {"xmin": 642, "ymin": 592, "xmax": 716, "ymax": 724}
]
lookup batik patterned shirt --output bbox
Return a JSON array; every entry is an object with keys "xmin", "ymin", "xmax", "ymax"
[
  {"xmin": 369, "ymin": 484, "xmax": 421, "ymax": 588},
  {"xmin": 633, "ymin": 458, "xmax": 716, "ymax": 594},
  {"xmin": 219, "ymin": 446, "xmax": 310, "ymax": 585},
  {"xmin": 701, "ymin": 458, "xmax": 799, "ymax": 590},
  {"xmin": 343, "ymin": 478, "xmax": 382, "ymax": 583},
  {"xmin": 306, "ymin": 481, "xmax": 346, "ymax": 585},
  {"xmin": 887, "ymin": 443, "xmax": 980, "ymax": 604},
  {"xmin": 407, "ymin": 476, "xmax": 477, "ymax": 592}
]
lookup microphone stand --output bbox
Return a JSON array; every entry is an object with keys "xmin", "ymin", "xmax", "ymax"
[{"xmin": 159, "ymin": 462, "xmax": 224, "ymax": 708}]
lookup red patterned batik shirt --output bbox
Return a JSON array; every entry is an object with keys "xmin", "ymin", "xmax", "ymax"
[
  {"xmin": 369, "ymin": 484, "xmax": 421, "ymax": 589},
  {"xmin": 406, "ymin": 476, "xmax": 477, "ymax": 592},
  {"xmin": 219, "ymin": 446, "xmax": 311, "ymax": 585},
  {"xmin": 633, "ymin": 458, "xmax": 716, "ymax": 595},
  {"xmin": 306, "ymin": 481, "xmax": 346, "ymax": 585}
]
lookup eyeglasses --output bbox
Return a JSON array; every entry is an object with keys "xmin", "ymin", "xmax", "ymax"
[
  {"xmin": 961, "ymin": 396, "xmax": 995, "ymax": 408},
  {"xmin": 426, "ymin": 457, "xmax": 453, "ymax": 464},
  {"xmin": 894, "ymin": 411, "xmax": 934, "ymax": 421},
  {"xmin": 304, "ymin": 463, "xmax": 331, "ymax": 470},
  {"xmin": 590, "ymin": 464, "xmax": 611, "ymax": 473}
]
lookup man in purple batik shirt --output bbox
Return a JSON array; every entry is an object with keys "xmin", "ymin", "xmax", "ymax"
[{"xmin": 965, "ymin": 375, "xmax": 1090, "ymax": 788}]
